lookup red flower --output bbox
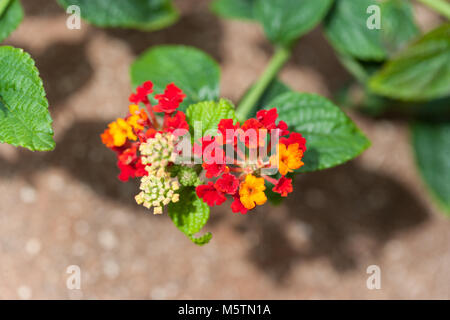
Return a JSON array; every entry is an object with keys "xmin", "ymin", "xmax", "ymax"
[
  {"xmin": 199, "ymin": 137, "xmax": 228, "ymax": 178},
  {"xmin": 231, "ymin": 193, "xmax": 248, "ymax": 214},
  {"xmin": 241, "ymin": 118, "xmax": 267, "ymax": 148},
  {"xmin": 196, "ymin": 182, "xmax": 226, "ymax": 206},
  {"xmin": 129, "ymin": 81, "xmax": 153, "ymax": 104},
  {"xmin": 280, "ymin": 132, "xmax": 307, "ymax": 152},
  {"xmin": 276, "ymin": 120, "xmax": 289, "ymax": 136},
  {"xmin": 257, "ymin": 108, "xmax": 278, "ymax": 129},
  {"xmin": 154, "ymin": 83, "xmax": 186, "ymax": 114},
  {"xmin": 117, "ymin": 146, "xmax": 147, "ymax": 182},
  {"xmin": 257, "ymin": 108, "xmax": 289, "ymax": 136},
  {"xmin": 203, "ymin": 162, "xmax": 229, "ymax": 179},
  {"xmin": 217, "ymin": 119, "xmax": 240, "ymax": 145},
  {"xmin": 272, "ymin": 176, "xmax": 293, "ymax": 197},
  {"xmin": 163, "ymin": 111, "xmax": 189, "ymax": 135},
  {"xmin": 214, "ymin": 173, "xmax": 239, "ymax": 195}
]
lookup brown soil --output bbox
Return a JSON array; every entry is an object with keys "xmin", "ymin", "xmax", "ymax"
[{"xmin": 0, "ymin": 0, "xmax": 448, "ymax": 299}]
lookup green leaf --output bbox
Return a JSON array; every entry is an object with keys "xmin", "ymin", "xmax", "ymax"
[
  {"xmin": 268, "ymin": 92, "xmax": 370, "ymax": 172},
  {"xmin": 412, "ymin": 121, "xmax": 450, "ymax": 215},
  {"xmin": 254, "ymin": 0, "xmax": 333, "ymax": 46},
  {"xmin": 0, "ymin": 0, "xmax": 24, "ymax": 43},
  {"xmin": 57, "ymin": 0, "xmax": 178, "ymax": 31},
  {"xmin": 381, "ymin": 0, "xmax": 419, "ymax": 55},
  {"xmin": 211, "ymin": 0, "xmax": 256, "ymax": 20},
  {"xmin": 131, "ymin": 45, "xmax": 221, "ymax": 111},
  {"xmin": 325, "ymin": 0, "xmax": 419, "ymax": 61},
  {"xmin": 0, "ymin": 46, "xmax": 54, "ymax": 151},
  {"xmin": 369, "ymin": 24, "xmax": 450, "ymax": 101},
  {"xmin": 186, "ymin": 99, "xmax": 237, "ymax": 137},
  {"xmin": 0, "ymin": 0, "xmax": 11, "ymax": 17},
  {"xmin": 324, "ymin": 0, "xmax": 386, "ymax": 61},
  {"xmin": 168, "ymin": 188, "xmax": 212, "ymax": 245}
]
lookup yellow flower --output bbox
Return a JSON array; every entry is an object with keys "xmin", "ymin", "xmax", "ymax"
[
  {"xmin": 239, "ymin": 174, "xmax": 267, "ymax": 210},
  {"xmin": 127, "ymin": 104, "xmax": 148, "ymax": 131},
  {"xmin": 106, "ymin": 118, "xmax": 137, "ymax": 147},
  {"xmin": 271, "ymin": 143, "xmax": 304, "ymax": 176}
]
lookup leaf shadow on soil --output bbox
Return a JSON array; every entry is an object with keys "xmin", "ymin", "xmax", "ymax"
[
  {"xmin": 233, "ymin": 162, "xmax": 430, "ymax": 284},
  {"xmin": 103, "ymin": 4, "xmax": 224, "ymax": 63},
  {"xmin": 0, "ymin": 120, "xmax": 430, "ymax": 283}
]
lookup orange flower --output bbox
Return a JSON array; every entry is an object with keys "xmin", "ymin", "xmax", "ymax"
[
  {"xmin": 271, "ymin": 143, "xmax": 304, "ymax": 176},
  {"xmin": 127, "ymin": 104, "xmax": 148, "ymax": 131},
  {"xmin": 101, "ymin": 118, "xmax": 137, "ymax": 148},
  {"xmin": 239, "ymin": 174, "xmax": 267, "ymax": 210}
]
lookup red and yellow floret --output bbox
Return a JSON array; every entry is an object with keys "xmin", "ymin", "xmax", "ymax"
[
  {"xmin": 271, "ymin": 142, "xmax": 304, "ymax": 176},
  {"xmin": 101, "ymin": 81, "xmax": 188, "ymax": 214},
  {"xmin": 196, "ymin": 107, "xmax": 307, "ymax": 214},
  {"xmin": 102, "ymin": 81, "xmax": 307, "ymax": 217}
]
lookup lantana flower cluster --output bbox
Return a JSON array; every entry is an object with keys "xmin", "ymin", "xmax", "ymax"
[
  {"xmin": 195, "ymin": 108, "xmax": 306, "ymax": 214},
  {"xmin": 101, "ymin": 80, "xmax": 306, "ymax": 216},
  {"xmin": 101, "ymin": 81, "xmax": 188, "ymax": 214}
]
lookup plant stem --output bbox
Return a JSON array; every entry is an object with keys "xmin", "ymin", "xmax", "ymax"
[
  {"xmin": 235, "ymin": 45, "xmax": 291, "ymax": 122},
  {"xmin": 416, "ymin": 0, "xmax": 450, "ymax": 20}
]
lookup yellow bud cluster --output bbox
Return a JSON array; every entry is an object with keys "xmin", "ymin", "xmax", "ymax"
[
  {"xmin": 136, "ymin": 132, "xmax": 180, "ymax": 214},
  {"xmin": 135, "ymin": 172, "xmax": 180, "ymax": 214},
  {"xmin": 140, "ymin": 132, "xmax": 177, "ymax": 169}
]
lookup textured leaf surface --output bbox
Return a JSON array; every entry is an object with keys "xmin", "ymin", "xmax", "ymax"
[
  {"xmin": 131, "ymin": 45, "xmax": 220, "ymax": 111},
  {"xmin": 381, "ymin": 0, "xmax": 419, "ymax": 55},
  {"xmin": 325, "ymin": 0, "xmax": 385, "ymax": 61},
  {"xmin": 168, "ymin": 188, "xmax": 212, "ymax": 245},
  {"xmin": 254, "ymin": 0, "xmax": 333, "ymax": 46},
  {"xmin": 269, "ymin": 92, "xmax": 370, "ymax": 172},
  {"xmin": 186, "ymin": 99, "xmax": 237, "ymax": 137},
  {"xmin": 369, "ymin": 24, "xmax": 450, "ymax": 101},
  {"xmin": 211, "ymin": 0, "xmax": 256, "ymax": 20},
  {"xmin": 0, "ymin": 0, "xmax": 23, "ymax": 43},
  {"xmin": 412, "ymin": 121, "xmax": 450, "ymax": 215},
  {"xmin": 325, "ymin": 0, "xmax": 417, "ymax": 61},
  {"xmin": 57, "ymin": 0, "xmax": 178, "ymax": 30},
  {"xmin": 0, "ymin": 46, "xmax": 54, "ymax": 151}
]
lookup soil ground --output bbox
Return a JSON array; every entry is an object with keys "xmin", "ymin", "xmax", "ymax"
[{"xmin": 0, "ymin": 0, "xmax": 448, "ymax": 299}]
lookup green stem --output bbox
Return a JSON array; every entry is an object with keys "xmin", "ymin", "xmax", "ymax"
[
  {"xmin": 337, "ymin": 54, "xmax": 369, "ymax": 84},
  {"xmin": 235, "ymin": 46, "xmax": 291, "ymax": 122},
  {"xmin": 416, "ymin": 0, "xmax": 450, "ymax": 20},
  {"xmin": 0, "ymin": 0, "xmax": 11, "ymax": 17}
]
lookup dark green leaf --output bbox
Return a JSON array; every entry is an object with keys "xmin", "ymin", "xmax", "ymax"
[
  {"xmin": 0, "ymin": 46, "xmax": 55, "ymax": 151},
  {"xmin": 369, "ymin": 24, "xmax": 450, "ymax": 101},
  {"xmin": 211, "ymin": 0, "xmax": 256, "ymax": 20},
  {"xmin": 324, "ymin": 0, "xmax": 386, "ymax": 61},
  {"xmin": 131, "ymin": 45, "xmax": 221, "ymax": 111},
  {"xmin": 186, "ymin": 99, "xmax": 237, "ymax": 137},
  {"xmin": 268, "ymin": 92, "xmax": 370, "ymax": 172},
  {"xmin": 412, "ymin": 121, "xmax": 450, "ymax": 215},
  {"xmin": 168, "ymin": 188, "xmax": 212, "ymax": 245},
  {"xmin": 381, "ymin": 0, "xmax": 419, "ymax": 55},
  {"xmin": 57, "ymin": 0, "xmax": 178, "ymax": 31},
  {"xmin": 254, "ymin": 0, "xmax": 333, "ymax": 46},
  {"xmin": 0, "ymin": 0, "xmax": 23, "ymax": 43}
]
